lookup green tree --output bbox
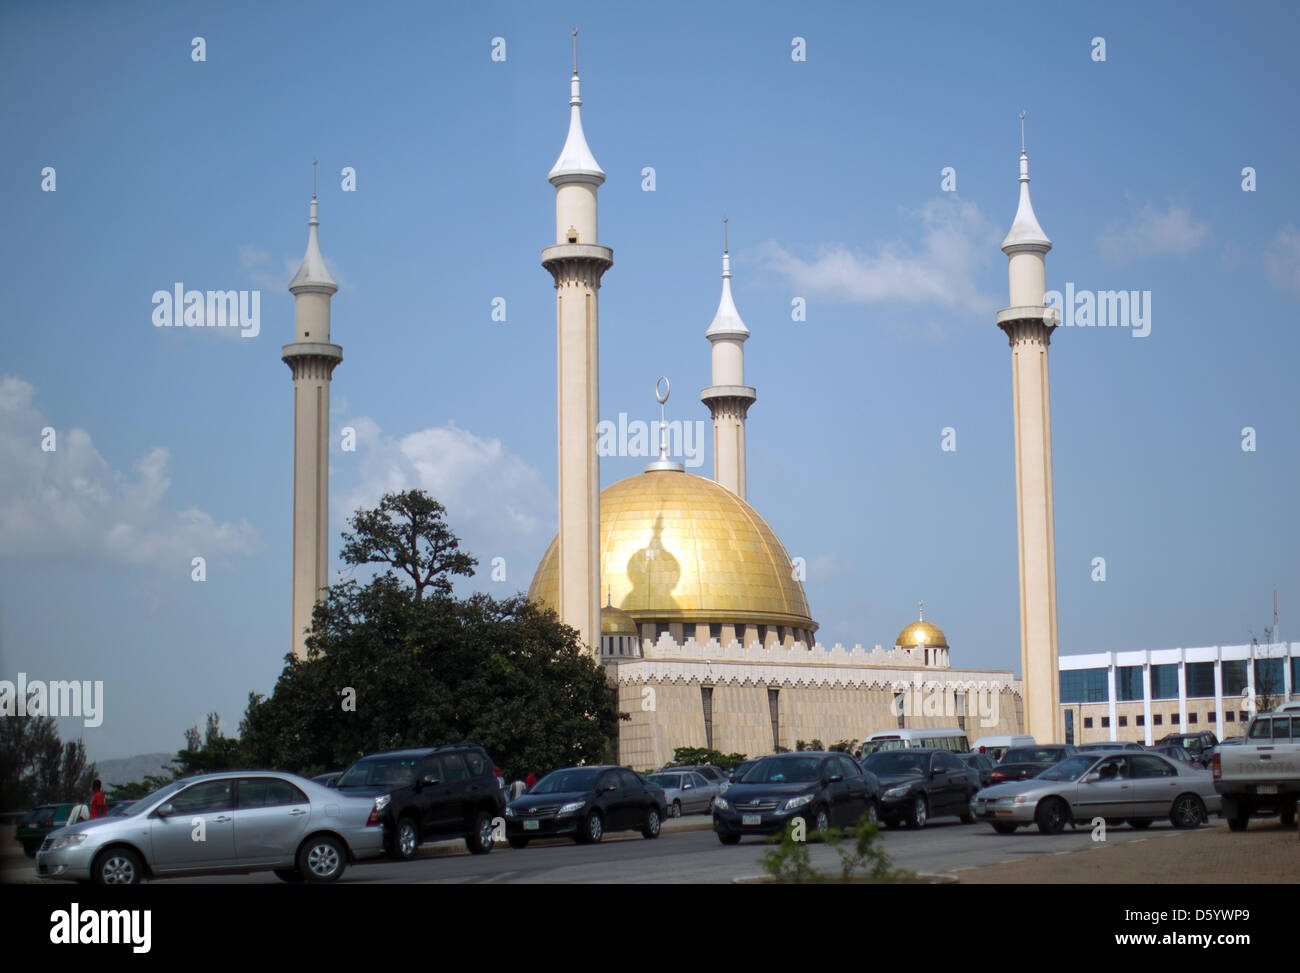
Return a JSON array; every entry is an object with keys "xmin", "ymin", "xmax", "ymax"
[
  {"xmin": 0, "ymin": 702, "xmax": 96, "ymax": 809},
  {"xmin": 339, "ymin": 490, "xmax": 476, "ymax": 600}
]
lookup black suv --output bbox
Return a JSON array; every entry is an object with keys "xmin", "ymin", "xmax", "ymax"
[
  {"xmin": 335, "ymin": 744, "xmax": 504, "ymax": 859},
  {"xmin": 1156, "ymin": 731, "xmax": 1218, "ymax": 767}
]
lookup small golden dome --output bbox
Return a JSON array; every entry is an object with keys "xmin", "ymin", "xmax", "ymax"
[
  {"xmin": 895, "ymin": 620, "xmax": 948, "ymax": 649},
  {"xmin": 601, "ymin": 603, "xmax": 638, "ymax": 636},
  {"xmin": 529, "ymin": 469, "xmax": 816, "ymax": 631}
]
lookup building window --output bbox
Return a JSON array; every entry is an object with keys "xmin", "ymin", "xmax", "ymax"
[
  {"xmin": 1137, "ymin": 715, "xmax": 1145, "ymax": 727},
  {"xmin": 1117, "ymin": 666, "xmax": 1143, "ymax": 702},
  {"xmin": 1151, "ymin": 664, "xmax": 1179, "ymax": 700},
  {"xmin": 1222, "ymin": 660, "xmax": 1248, "ymax": 697},
  {"xmin": 1060, "ymin": 668, "xmax": 1109, "ymax": 703},
  {"xmin": 1188, "ymin": 712, "xmax": 1198, "ymax": 724},
  {"xmin": 893, "ymin": 693, "xmax": 906, "ymax": 729},
  {"xmin": 1083, "ymin": 717, "xmax": 1093, "ymax": 729},
  {"xmin": 1255, "ymin": 658, "xmax": 1285, "ymax": 701},
  {"xmin": 1153, "ymin": 714, "xmax": 1163, "ymax": 726},
  {"xmin": 655, "ymin": 621, "xmax": 671, "ymax": 640},
  {"xmin": 708, "ymin": 623, "xmax": 722, "ymax": 642},
  {"xmin": 1225, "ymin": 711, "xmax": 1235, "ymax": 723},
  {"xmin": 701, "ymin": 686, "xmax": 714, "ymax": 751},
  {"xmin": 1101, "ymin": 717, "xmax": 1110, "ymax": 728},
  {"xmin": 757, "ymin": 624, "xmax": 768, "ymax": 647},
  {"xmin": 767, "ymin": 689, "xmax": 780, "ymax": 751},
  {"xmin": 1171, "ymin": 713, "xmax": 1180, "ymax": 724},
  {"xmin": 1118, "ymin": 716, "xmax": 1128, "ymax": 727},
  {"xmin": 1208, "ymin": 711, "xmax": 1216, "ymax": 722},
  {"xmin": 1292, "ymin": 657, "xmax": 1300, "ymax": 691},
  {"xmin": 1238, "ymin": 711, "xmax": 1249, "ymax": 722},
  {"xmin": 955, "ymin": 693, "xmax": 967, "ymax": 732},
  {"xmin": 1186, "ymin": 661, "xmax": 1216, "ymax": 699}
]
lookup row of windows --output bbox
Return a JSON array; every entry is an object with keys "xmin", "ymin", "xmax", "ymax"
[
  {"xmin": 650, "ymin": 622, "xmax": 813, "ymax": 646},
  {"xmin": 1063, "ymin": 658, "xmax": 1292, "ymax": 704},
  {"xmin": 1083, "ymin": 711, "xmax": 1250, "ymax": 729}
]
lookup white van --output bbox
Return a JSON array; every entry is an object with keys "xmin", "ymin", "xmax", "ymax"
[
  {"xmin": 969, "ymin": 734, "xmax": 1035, "ymax": 762},
  {"xmin": 859, "ymin": 727, "xmax": 970, "ymax": 757}
]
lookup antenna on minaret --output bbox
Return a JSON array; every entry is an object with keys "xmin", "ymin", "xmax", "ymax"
[
  {"xmin": 646, "ymin": 376, "xmax": 684, "ymax": 472},
  {"xmin": 1019, "ymin": 111, "xmax": 1026, "ymax": 154},
  {"xmin": 919, "ymin": 600, "xmax": 924, "ymax": 621},
  {"xmin": 572, "ymin": 27, "xmax": 578, "ymax": 75},
  {"xmin": 312, "ymin": 158, "xmax": 318, "ymax": 200},
  {"xmin": 723, "ymin": 215, "xmax": 729, "ymax": 254}
]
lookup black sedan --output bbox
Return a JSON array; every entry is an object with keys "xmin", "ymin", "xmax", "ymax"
[
  {"xmin": 712, "ymin": 752, "xmax": 878, "ymax": 844},
  {"xmin": 988, "ymin": 744, "xmax": 1078, "ymax": 785},
  {"xmin": 504, "ymin": 766, "xmax": 666, "ymax": 847},
  {"xmin": 959, "ymin": 751, "xmax": 996, "ymax": 787},
  {"xmin": 865, "ymin": 748, "xmax": 980, "ymax": 828}
]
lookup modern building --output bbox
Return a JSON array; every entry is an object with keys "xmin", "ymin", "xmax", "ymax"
[{"xmin": 1059, "ymin": 642, "xmax": 1297, "ymax": 745}]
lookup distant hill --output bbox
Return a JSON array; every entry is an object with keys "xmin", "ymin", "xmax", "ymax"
[{"xmin": 95, "ymin": 753, "xmax": 176, "ymax": 788}]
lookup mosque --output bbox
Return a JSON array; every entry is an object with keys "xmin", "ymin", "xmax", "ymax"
[{"xmin": 281, "ymin": 38, "xmax": 1067, "ymax": 771}]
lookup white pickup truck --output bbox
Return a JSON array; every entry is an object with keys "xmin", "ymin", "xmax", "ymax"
[{"xmin": 1213, "ymin": 704, "xmax": 1300, "ymax": 831}]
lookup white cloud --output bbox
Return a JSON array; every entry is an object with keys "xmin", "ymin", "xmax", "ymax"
[
  {"xmin": 1099, "ymin": 202, "xmax": 1211, "ymax": 262},
  {"xmin": 0, "ymin": 376, "xmax": 260, "ymax": 573},
  {"xmin": 334, "ymin": 417, "xmax": 554, "ymax": 587},
  {"xmin": 757, "ymin": 198, "xmax": 999, "ymax": 317},
  {"xmin": 1264, "ymin": 227, "xmax": 1300, "ymax": 300}
]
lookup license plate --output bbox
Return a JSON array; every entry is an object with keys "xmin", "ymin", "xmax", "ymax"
[
  {"xmin": 523, "ymin": 820, "xmax": 540, "ymax": 830},
  {"xmin": 742, "ymin": 814, "xmax": 762, "ymax": 826},
  {"xmin": 1258, "ymin": 784, "xmax": 1278, "ymax": 795}
]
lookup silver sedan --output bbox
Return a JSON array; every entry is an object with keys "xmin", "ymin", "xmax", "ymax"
[
  {"xmin": 36, "ymin": 771, "xmax": 386, "ymax": 884},
  {"xmin": 971, "ymin": 751, "xmax": 1221, "ymax": 834},
  {"xmin": 646, "ymin": 771, "xmax": 721, "ymax": 817}
]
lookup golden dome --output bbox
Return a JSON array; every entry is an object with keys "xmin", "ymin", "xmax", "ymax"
[
  {"xmin": 601, "ymin": 603, "xmax": 638, "ymax": 636},
  {"xmin": 528, "ymin": 469, "xmax": 816, "ymax": 631},
  {"xmin": 895, "ymin": 620, "xmax": 948, "ymax": 649}
]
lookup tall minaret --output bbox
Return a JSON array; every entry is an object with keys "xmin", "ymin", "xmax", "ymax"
[
  {"xmin": 996, "ymin": 114, "xmax": 1062, "ymax": 743},
  {"xmin": 541, "ymin": 31, "xmax": 612, "ymax": 655},
  {"xmin": 700, "ymin": 218, "xmax": 756, "ymax": 499},
  {"xmin": 282, "ymin": 162, "xmax": 342, "ymax": 660}
]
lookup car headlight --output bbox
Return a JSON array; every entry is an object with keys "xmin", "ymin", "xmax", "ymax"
[
  {"xmin": 713, "ymin": 796, "xmax": 729, "ymax": 811},
  {"xmin": 557, "ymin": 801, "xmax": 586, "ymax": 816},
  {"xmin": 782, "ymin": 794, "xmax": 814, "ymax": 812},
  {"xmin": 48, "ymin": 833, "xmax": 88, "ymax": 851},
  {"xmin": 1014, "ymin": 794, "xmax": 1033, "ymax": 804},
  {"xmin": 504, "ymin": 805, "xmax": 516, "ymax": 817},
  {"xmin": 883, "ymin": 785, "xmax": 913, "ymax": 800}
]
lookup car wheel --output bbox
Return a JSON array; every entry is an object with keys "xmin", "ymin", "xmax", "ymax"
[
  {"xmin": 1227, "ymin": 808, "xmax": 1250, "ymax": 832},
  {"xmin": 273, "ymin": 868, "xmax": 305, "ymax": 883},
  {"xmin": 393, "ymin": 816, "xmax": 419, "ymax": 860},
  {"xmin": 1035, "ymin": 797, "xmax": 1069, "ymax": 835},
  {"xmin": 1170, "ymin": 795, "xmax": 1205, "ymax": 830},
  {"xmin": 1127, "ymin": 818, "xmax": 1154, "ymax": 829},
  {"xmin": 907, "ymin": 795, "xmax": 928, "ymax": 829},
  {"xmin": 297, "ymin": 834, "xmax": 346, "ymax": 883},
  {"xmin": 717, "ymin": 831, "xmax": 741, "ymax": 845},
  {"xmin": 670, "ymin": 800, "xmax": 682, "ymax": 818},
  {"xmin": 1281, "ymin": 805, "xmax": 1297, "ymax": 827},
  {"xmin": 882, "ymin": 817, "xmax": 901, "ymax": 829},
  {"xmin": 466, "ymin": 810, "xmax": 496, "ymax": 854},
  {"xmin": 812, "ymin": 806, "xmax": 831, "ymax": 838},
  {"xmin": 992, "ymin": 822, "xmax": 1018, "ymax": 835},
  {"xmin": 578, "ymin": 810, "xmax": 603, "ymax": 844},
  {"xmin": 507, "ymin": 836, "xmax": 529, "ymax": 850},
  {"xmin": 960, "ymin": 799, "xmax": 976, "ymax": 824},
  {"xmin": 92, "ymin": 848, "xmax": 143, "ymax": 885},
  {"xmin": 642, "ymin": 806, "xmax": 661, "ymax": 839},
  {"xmin": 864, "ymin": 799, "xmax": 879, "ymax": 825},
  {"xmin": 22, "ymin": 843, "xmax": 38, "ymax": 859}
]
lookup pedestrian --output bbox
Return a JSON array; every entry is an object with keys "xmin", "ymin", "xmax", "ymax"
[
  {"xmin": 509, "ymin": 779, "xmax": 525, "ymax": 800},
  {"xmin": 524, "ymin": 771, "xmax": 537, "ymax": 791},
  {"xmin": 89, "ymin": 779, "xmax": 107, "ymax": 819}
]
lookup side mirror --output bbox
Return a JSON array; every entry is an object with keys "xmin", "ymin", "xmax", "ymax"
[
  {"xmin": 827, "ymin": 773, "xmax": 844, "ymax": 784},
  {"xmin": 600, "ymin": 783, "xmax": 617, "ymax": 794},
  {"xmin": 422, "ymin": 774, "xmax": 441, "ymax": 787},
  {"xmin": 683, "ymin": 783, "xmax": 693, "ymax": 790},
  {"xmin": 1083, "ymin": 772, "xmax": 1102, "ymax": 783},
  {"xmin": 155, "ymin": 803, "xmax": 176, "ymax": 818}
]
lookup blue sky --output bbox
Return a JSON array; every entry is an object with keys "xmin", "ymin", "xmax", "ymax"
[{"xmin": 2, "ymin": 0, "xmax": 1297, "ymax": 761}]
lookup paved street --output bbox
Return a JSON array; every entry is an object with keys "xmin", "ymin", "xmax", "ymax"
[{"xmin": 2, "ymin": 815, "xmax": 1211, "ymax": 885}]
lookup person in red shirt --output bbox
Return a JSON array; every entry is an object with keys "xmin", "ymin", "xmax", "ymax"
[
  {"xmin": 89, "ymin": 779, "xmax": 107, "ymax": 819},
  {"xmin": 524, "ymin": 772, "xmax": 537, "ymax": 791}
]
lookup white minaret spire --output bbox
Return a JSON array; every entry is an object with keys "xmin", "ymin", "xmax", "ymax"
[
  {"xmin": 701, "ymin": 217, "xmax": 756, "ymax": 499},
  {"xmin": 283, "ymin": 164, "xmax": 343, "ymax": 660},
  {"xmin": 995, "ymin": 113, "xmax": 1062, "ymax": 743},
  {"xmin": 542, "ymin": 30, "xmax": 613, "ymax": 656}
]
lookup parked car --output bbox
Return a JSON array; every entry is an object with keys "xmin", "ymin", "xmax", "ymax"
[
  {"xmin": 971, "ymin": 751, "xmax": 1220, "ymax": 835},
  {"xmin": 310, "ymin": 771, "xmax": 343, "ymax": 788},
  {"xmin": 865, "ymin": 748, "xmax": 979, "ymax": 828},
  {"xmin": 1156, "ymin": 731, "xmax": 1218, "ymax": 767},
  {"xmin": 646, "ymin": 770, "xmax": 720, "ymax": 817},
  {"xmin": 16, "ymin": 803, "xmax": 89, "ymax": 857},
  {"xmin": 34, "ymin": 772, "xmax": 386, "ymax": 884},
  {"xmin": 659, "ymin": 764, "xmax": 731, "ymax": 793},
  {"xmin": 959, "ymin": 752, "xmax": 996, "ymax": 788},
  {"xmin": 1145, "ymin": 744, "xmax": 1195, "ymax": 765},
  {"xmin": 713, "ymin": 752, "xmax": 878, "ymax": 844},
  {"xmin": 334, "ymin": 744, "xmax": 505, "ymax": 859},
  {"xmin": 989, "ymin": 744, "xmax": 1078, "ymax": 785},
  {"xmin": 505, "ymin": 766, "xmax": 666, "ymax": 846},
  {"xmin": 1074, "ymin": 741, "xmax": 1146, "ymax": 753},
  {"xmin": 1214, "ymin": 711, "xmax": 1299, "ymax": 831}
]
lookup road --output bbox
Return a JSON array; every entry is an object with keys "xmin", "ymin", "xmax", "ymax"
[{"xmin": 2, "ymin": 815, "xmax": 1191, "ymax": 885}]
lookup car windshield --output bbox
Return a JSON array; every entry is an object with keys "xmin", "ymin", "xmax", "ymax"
[
  {"xmin": 532, "ymin": 769, "xmax": 601, "ymax": 794},
  {"xmin": 864, "ymin": 752, "xmax": 929, "ymax": 775},
  {"xmin": 1003, "ymin": 747, "xmax": 1066, "ymax": 763},
  {"xmin": 742, "ymin": 756, "xmax": 823, "ymax": 784},
  {"xmin": 1037, "ymin": 755, "xmax": 1099, "ymax": 782},
  {"xmin": 648, "ymin": 774, "xmax": 681, "ymax": 788},
  {"xmin": 337, "ymin": 755, "xmax": 421, "ymax": 790}
]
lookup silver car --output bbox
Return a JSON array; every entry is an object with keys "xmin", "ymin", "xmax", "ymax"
[
  {"xmin": 35, "ymin": 771, "xmax": 386, "ymax": 884},
  {"xmin": 647, "ymin": 771, "xmax": 720, "ymax": 817},
  {"xmin": 971, "ymin": 751, "xmax": 1221, "ymax": 834}
]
